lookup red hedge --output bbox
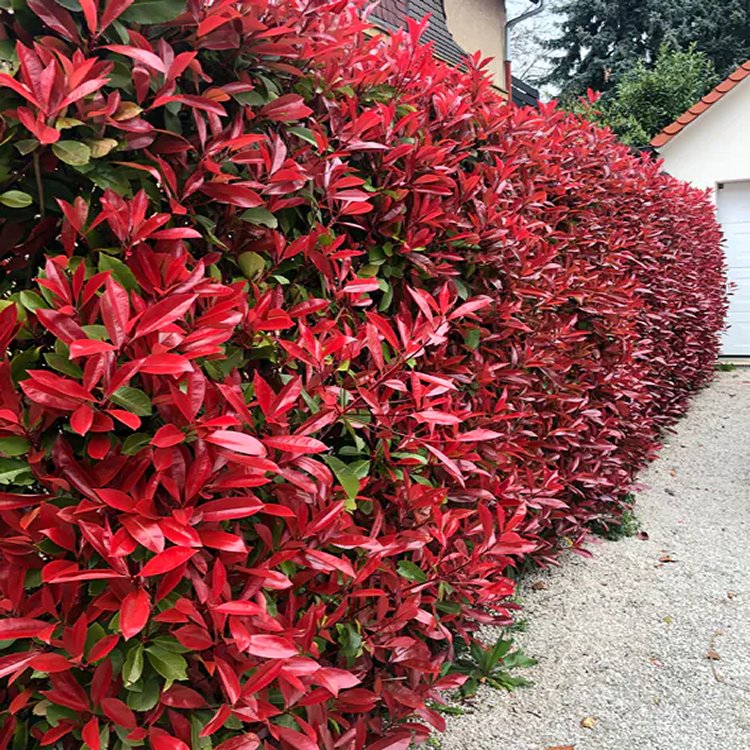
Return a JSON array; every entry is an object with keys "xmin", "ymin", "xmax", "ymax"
[{"xmin": 0, "ymin": 1, "xmax": 726, "ymax": 749}]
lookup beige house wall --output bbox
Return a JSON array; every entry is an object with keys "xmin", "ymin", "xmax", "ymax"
[{"xmin": 444, "ymin": 0, "xmax": 507, "ymax": 91}]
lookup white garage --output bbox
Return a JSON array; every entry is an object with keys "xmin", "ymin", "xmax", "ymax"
[{"xmin": 652, "ymin": 60, "xmax": 750, "ymax": 357}]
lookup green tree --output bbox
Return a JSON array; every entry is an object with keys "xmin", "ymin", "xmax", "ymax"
[
  {"xmin": 545, "ymin": 0, "xmax": 748, "ymax": 98},
  {"xmin": 595, "ymin": 44, "xmax": 719, "ymax": 146}
]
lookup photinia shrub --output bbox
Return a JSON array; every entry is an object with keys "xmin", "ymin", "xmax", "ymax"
[{"xmin": 0, "ymin": 1, "xmax": 726, "ymax": 748}]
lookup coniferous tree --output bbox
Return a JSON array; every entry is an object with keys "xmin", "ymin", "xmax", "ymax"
[
  {"xmin": 545, "ymin": 0, "xmax": 750, "ymax": 98},
  {"xmin": 571, "ymin": 44, "xmax": 719, "ymax": 146}
]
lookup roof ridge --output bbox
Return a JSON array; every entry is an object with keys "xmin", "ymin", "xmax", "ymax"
[{"xmin": 651, "ymin": 59, "xmax": 750, "ymax": 148}]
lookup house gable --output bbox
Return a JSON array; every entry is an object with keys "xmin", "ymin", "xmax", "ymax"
[{"xmin": 655, "ymin": 72, "xmax": 750, "ymax": 192}]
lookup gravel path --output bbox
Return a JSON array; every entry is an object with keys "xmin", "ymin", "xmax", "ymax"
[{"xmin": 441, "ymin": 371, "xmax": 750, "ymax": 750}]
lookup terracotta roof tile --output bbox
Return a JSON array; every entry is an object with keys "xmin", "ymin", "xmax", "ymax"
[{"xmin": 652, "ymin": 60, "xmax": 750, "ymax": 147}]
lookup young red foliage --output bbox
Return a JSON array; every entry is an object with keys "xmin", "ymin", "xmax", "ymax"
[{"xmin": 0, "ymin": 1, "xmax": 726, "ymax": 749}]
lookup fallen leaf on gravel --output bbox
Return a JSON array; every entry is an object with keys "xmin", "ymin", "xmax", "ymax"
[
  {"xmin": 705, "ymin": 649, "xmax": 721, "ymax": 661},
  {"xmin": 580, "ymin": 716, "xmax": 597, "ymax": 729},
  {"xmin": 659, "ymin": 555, "xmax": 677, "ymax": 563},
  {"xmin": 545, "ymin": 746, "xmax": 575, "ymax": 750},
  {"xmin": 662, "ymin": 615, "xmax": 674, "ymax": 624},
  {"xmin": 664, "ymin": 488, "xmax": 676, "ymax": 496},
  {"xmin": 727, "ymin": 591, "xmax": 735, "ymax": 600},
  {"xmin": 532, "ymin": 581, "xmax": 547, "ymax": 591},
  {"xmin": 637, "ymin": 531, "xmax": 650, "ymax": 540}
]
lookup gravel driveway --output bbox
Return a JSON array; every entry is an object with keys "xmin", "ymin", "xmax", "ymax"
[{"xmin": 441, "ymin": 370, "xmax": 750, "ymax": 750}]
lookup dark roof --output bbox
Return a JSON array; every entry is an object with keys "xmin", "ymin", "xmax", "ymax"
[
  {"xmin": 510, "ymin": 75, "xmax": 539, "ymax": 108},
  {"xmin": 373, "ymin": 0, "xmax": 465, "ymax": 68},
  {"xmin": 371, "ymin": 0, "xmax": 540, "ymax": 107}
]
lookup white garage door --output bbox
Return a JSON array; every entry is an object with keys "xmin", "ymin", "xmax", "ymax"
[{"xmin": 717, "ymin": 180, "xmax": 750, "ymax": 356}]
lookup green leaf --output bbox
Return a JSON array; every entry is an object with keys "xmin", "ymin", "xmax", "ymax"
[
  {"xmin": 396, "ymin": 560, "xmax": 427, "ymax": 584},
  {"xmin": 19, "ymin": 290, "xmax": 46, "ymax": 312},
  {"xmin": 98, "ymin": 254, "xmax": 139, "ymax": 291},
  {"xmin": 52, "ymin": 140, "xmax": 91, "ymax": 167},
  {"xmin": 44, "ymin": 352, "xmax": 84, "ymax": 379},
  {"xmin": 110, "ymin": 387, "xmax": 152, "ymax": 416},
  {"xmin": 121, "ymin": 433, "xmax": 152, "ymax": 455},
  {"xmin": 81, "ymin": 324, "xmax": 108, "ymax": 340},
  {"xmin": 464, "ymin": 328, "xmax": 480, "ymax": 350},
  {"xmin": 151, "ymin": 636, "xmax": 189, "ymax": 654},
  {"xmin": 10, "ymin": 347, "xmax": 39, "ymax": 384},
  {"xmin": 335, "ymin": 622, "xmax": 362, "ymax": 665},
  {"xmin": 0, "ymin": 437, "xmax": 29, "ymax": 457},
  {"xmin": 237, "ymin": 251, "xmax": 266, "ymax": 279},
  {"xmin": 145, "ymin": 645, "xmax": 188, "ymax": 683},
  {"xmin": 287, "ymin": 126, "xmax": 319, "ymax": 147},
  {"xmin": 87, "ymin": 138, "xmax": 119, "ymax": 159},
  {"xmin": 436, "ymin": 601, "xmax": 461, "ymax": 615},
  {"xmin": 126, "ymin": 677, "xmax": 160, "ymax": 711},
  {"xmin": 240, "ymin": 207, "xmax": 278, "ymax": 229},
  {"xmin": 119, "ymin": 0, "xmax": 185, "ymax": 23},
  {"xmin": 84, "ymin": 623, "xmax": 107, "ymax": 659},
  {"xmin": 0, "ymin": 190, "xmax": 32, "ymax": 208},
  {"xmin": 14, "ymin": 140, "xmax": 38, "ymax": 156},
  {"xmin": 55, "ymin": 116, "xmax": 83, "ymax": 129},
  {"xmin": 122, "ymin": 643, "xmax": 144, "ymax": 687},
  {"xmin": 323, "ymin": 456, "xmax": 361, "ymax": 502},
  {"xmin": 0, "ymin": 458, "xmax": 32, "ymax": 485}
]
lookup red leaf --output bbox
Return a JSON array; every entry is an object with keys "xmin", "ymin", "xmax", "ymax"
[
  {"xmin": 77, "ymin": 0, "xmax": 97, "ymax": 33},
  {"xmin": 342, "ymin": 278, "xmax": 380, "ymax": 294},
  {"xmin": 198, "ymin": 495, "xmax": 264, "ymax": 521},
  {"xmin": 161, "ymin": 685, "xmax": 208, "ymax": 709},
  {"xmin": 0, "ymin": 652, "xmax": 36, "ymax": 679},
  {"xmin": 29, "ymin": 653, "xmax": 71, "ymax": 673},
  {"xmin": 152, "ymin": 424, "xmax": 185, "ymax": 448},
  {"xmin": 199, "ymin": 530, "xmax": 247, "ymax": 553},
  {"xmin": 88, "ymin": 634, "xmax": 120, "ymax": 662},
  {"xmin": 214, "ymin": 735, "xmax": 260, "ymax": 750},
  {"xmin": 99, "ymin": 0, "xmax": 134, "ymax": 31},
  {"xmin": 135, "ymin": 294, "xmax": 197, "ymax": 338},
  {"xmin": 259, "ymin": 94, "xmax": 312, "ymax": 122},
  {"xmin": 212, "ymin": 601, "xmax": 263, "ymax": 616},
  {"xmin": 27, "ymin": 0, "xmax": 78, "ymax": 40},
  {"xmin": 101, "ymin": 276, "xmax": 130, "ymax": 348},
  {"xmin": 68, "ymin": 339, "xmax": 116, "ymax": 357},
  {"xmin": 107, "ymin": 409, "xmax": 142, "ymax": 430},
  {"xmin": 413, "ymin": 410, "xmax": 462, "ymax": 425},
  {"xmin": 0, "ymin": 493, "xmax": 50, "ymax": 511},
  {"xmin": 274, "ymin": 726, "xmax": 317, "ymax": 750},
  {"xmin": 205, "ymin": 430, "xmax": 266, "ymax": 456},
  {"xmin": 455, "ymin": 429, "xmax": 503, "ymax": 441},
  {"xmin": 101, "ymin": 697, "xmax": 136, "ymax": 729},
  {"xmin": 173, "ymin": 624, "xmax": 213, "ymax": 650},
  {"xmin": 149, "ymin": 728, "xmax": 189, "ymax": 750},
  {"xmin": 448, "ymin": 295, "xmax": 493, "ymax": 320},
  {"xmin": 245, "ymin": 634, "xmax": 297, "ymax": 659},
  {"xmin": 140, "ymin": 354, "xmax": 193, "ymax": 375},
  {"xmin": 0, "ymin": 618, "xmax": 52, "ymax": 640},
  {"xmin": 200, "ymin": 183, "xmax": 264, "ymax": 208},
  {"xmin": 140, "ymin": 547, "xmax": 197, "ymax": 577},
  {"xmin": 122, "ymin": 516, "xmax": 164, "ymax": 553},
  {"xmin": 120, "ymin": 589, "xmax": 150, "ymax": 640},
  {"xmin": 81, "ymin": 717, "xmax": 99, "ymax": 750},
  {"xmin": 70, "ymin": 404, "xmax": 94, "ymax": 435},
  {"xmin": 214, "ymin": 656, "xmax": 240, "ymax": 704},
  {"xmin": 105, "ymin": 45, "xmax": 166, "ymax": 73},
  {"xmin": 263, "ymin": 435, "xmax": 328, "ymax": 454}
]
